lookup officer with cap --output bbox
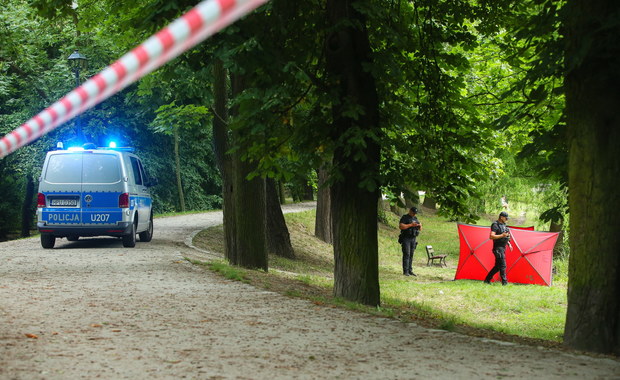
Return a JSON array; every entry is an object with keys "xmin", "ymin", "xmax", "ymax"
[
  {"xmin": 484, "ymin": 211, "xmax": 511, "ymax": 285},
  {"xmin": 399, "ymin": 207, "xmax": 422, "ymax": 276}
]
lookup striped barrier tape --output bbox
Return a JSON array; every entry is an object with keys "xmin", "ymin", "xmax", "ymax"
[{"xmin": 0, "ymin": 0, "xmax": 268, "ymax": 159}]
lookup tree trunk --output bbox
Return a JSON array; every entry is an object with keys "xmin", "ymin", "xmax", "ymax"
[
  {"xmin": 549, "ymin": 220, "xmax": 563, "ymax": 257},
  {"xmin": 422, "ymin": 193, "xmax": 436, "ymax": 210},
  {"xmin": 278, "ymin": 181, "xmax": 286, "ymax": 205},
  {"xmin": 232, "ymin": 155, "xmax": 267, "ymax": 270},
  {"xmin": 20, "ymin": 175, "xmax": 34, "ymax": 237},
  {"xmin": 563, "ymin": 0, "xmax": 620, "ymax": 355},
  {"xmin": 266, "ymin": 178, "xmax": 295, "ymax": 258},
  {"xmin": 174, "ymin": 126, "xmax": 186, "ymax": 212},
  {"xmin": 331, "ymin": 169, "xmax": 380, "ymax": 306},
  {"xmin": 230, "ymin": 73, "xmax": 268, "ymax": 270},
  {"xmin": 212, "ymin": 59, "xmax": 236, "ymax": 262},
  {"xmin": 315, "ymin": 165, "xmax": 333, "ymax": 244},
  {"xmin": 326, "ymin": 0, "xmax": 380, "ymax": 306},
  {"xmin": 302, "ymin": 181, "xmax": 314, "ymax": 201}
]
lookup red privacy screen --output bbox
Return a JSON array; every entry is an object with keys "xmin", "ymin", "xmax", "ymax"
[{"xmin": 455, "ymin": 223, "xmax": 559, "ymax": 286}]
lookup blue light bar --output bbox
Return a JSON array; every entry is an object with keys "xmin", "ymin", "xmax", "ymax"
[{"xmin": 99, "ymin": 146, "xmax": 135, "ymax": 152}]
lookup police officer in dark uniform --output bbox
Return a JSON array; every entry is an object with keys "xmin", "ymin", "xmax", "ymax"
[
  {"xmin": 399, "ymin": 207, "xmax": 422, "ymax": 276},
  {"xmin": 484, "ymin": 211, "xmax": 511, "ymax": 285}
]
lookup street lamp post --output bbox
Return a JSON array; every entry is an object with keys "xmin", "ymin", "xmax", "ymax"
[{"xmin": 67, "ymin": 50, "xmax": 87, "ymax": 143}]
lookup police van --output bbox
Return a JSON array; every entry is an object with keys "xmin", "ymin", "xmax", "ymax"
[{"xmin": 37, "ymin": 143, "xmax": 155, "ymax": 249}]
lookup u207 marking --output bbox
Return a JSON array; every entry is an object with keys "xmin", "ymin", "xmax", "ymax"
[{"xmin": 90, "ymin": 214, "xmax": 110, "ymax": 222}]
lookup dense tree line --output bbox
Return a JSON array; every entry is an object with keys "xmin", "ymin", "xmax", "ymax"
[{"xmin": 1, "ymin": 0, "xmax": 618, "ymax": 354}]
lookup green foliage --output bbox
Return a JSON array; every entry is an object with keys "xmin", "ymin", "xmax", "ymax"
[
  {"xmin": 0, "ymin": 161, "xmax": 23, "ymax": 239},
  {"xmin": 0, "ymin": 0, "xmax": 77, "ymax": 234},
  {"xmin": 151, "ymin": 102, "xmax": 210, "ymax": 135},
  {"xmin": 463, "ymin": 146, "xmax": 569, "ymax": 245},
  {"xmin": 0, "ymin": 0, "xmax": 225, "ymax": 229},
  {"xmin": 28, "ymin": 0, "xmax": 75, "ymax": 20},
  {"xmin": 476, "ymin": 0, "xmax": 567, "ymax": 223},
  {"xmin": 1, "ymin": 0, "xmax": 569, "ymax": 240}
]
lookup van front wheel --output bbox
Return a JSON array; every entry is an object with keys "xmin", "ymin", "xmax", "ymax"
[
  {"xmin": 122, "ymin": 222, "xmax": 136, "ymax": 248},
  {"xmin": 41, "ymin": 234, "xmax": 55, "ymax": 249}
]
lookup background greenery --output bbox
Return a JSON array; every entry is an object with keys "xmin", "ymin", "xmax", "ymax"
[
  {"xmin": 0, "ymin": 0, "xmax": 568, "ymax": 242},
  {"xmin": 194, "ymin": 205, "xmax": 568, "ymax": 343}
]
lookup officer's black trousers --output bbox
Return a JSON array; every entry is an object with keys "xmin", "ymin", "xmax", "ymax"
[
  {"xmin": 401, "ymin": 237, "xmax": 417, "ymax": 274},
  {"xmin": 485, "ymin": 246, "xmax": 507, "ymax": 283}
]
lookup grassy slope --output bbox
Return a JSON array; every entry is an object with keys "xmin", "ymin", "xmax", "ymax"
[{"xmin": 192, "ymin": 206, "xmax": 568, "ymax": 348}]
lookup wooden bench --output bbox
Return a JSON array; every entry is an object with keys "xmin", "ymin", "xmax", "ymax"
[{"xmin": 425, "ymin": 245, "xmax": 447, "ymax": 267}]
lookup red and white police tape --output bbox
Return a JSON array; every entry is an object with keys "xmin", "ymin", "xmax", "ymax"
[{"xmin": 0, "ymin": 0, "xmax": 268, "ymax": 159}]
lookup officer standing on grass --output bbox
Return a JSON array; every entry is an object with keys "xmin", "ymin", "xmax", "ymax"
[
  {"xmin": 484, "ymin": 211, "xmax": 511, "ymax": 285},
  {"xmin": 399, "ymin": 207, "xmax": 422, "ymax": 277}
]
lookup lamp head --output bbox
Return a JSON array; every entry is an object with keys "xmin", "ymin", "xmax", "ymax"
[{"xmin": 67, "ymin": 50, "xmax": 87, "ymax": 69}]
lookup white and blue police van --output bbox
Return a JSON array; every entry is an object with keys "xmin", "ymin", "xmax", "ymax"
[{"xmin": 36, "ymin": 143, "xmax": 155, "ymax": 249}]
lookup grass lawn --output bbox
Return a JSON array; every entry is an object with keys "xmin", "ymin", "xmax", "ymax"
[{"xmin": 192, "ymin": 205, "xmax": 568, "ymax": 348}]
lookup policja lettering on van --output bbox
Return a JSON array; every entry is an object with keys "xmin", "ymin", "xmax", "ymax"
[{"xmin": 48, "ymin": 213, "xmax": 80, "ymax": 223}]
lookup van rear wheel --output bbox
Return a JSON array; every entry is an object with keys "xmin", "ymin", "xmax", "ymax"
[
  {"xmin": 122, "ymin": 222, "xmax": 136, "ymax": 248},
  {"xmin": 41, "ymin": 234, "xmax": 55, "ymax": 249}
]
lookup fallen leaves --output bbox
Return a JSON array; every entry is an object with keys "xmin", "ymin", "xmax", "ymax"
[{"xmin": 24, "ymin": 333, "xmax": 38, "ymax": 339}]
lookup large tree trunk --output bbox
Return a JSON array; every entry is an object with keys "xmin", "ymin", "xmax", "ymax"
[
  {"xmin": 563, "ymin": 0, "xmax": 620, "ymax": 355},
  {"xmin": 266, "ymin": 178, "xmax": 295, "ymax": 259},
  {"xmin": 173, "ymin": 126, "xmax": 186, "ymax": 212},
  {"xmin": 302, "ymin": 181, "xmax": 314, "ymax": 201},
  {"xmin": 212, "ymin": 59, "xmax": 236, "ymax": 262},
  {"xmin": 549, "ymin": 220, "xmax": 564, "ymax": 257},
  {"xmin": 20, "ymin": 175, "xmax": 34, "ymax": 237},
  {"xmin": 326, "ymin": 0, "xmax": 380, "ymax": 306},
  {"xmin": 315, "ymin": 166, "xmax": 333, "ymax": 244},
  {"xmin": 278, "ymin": 181, "xmax": 286, "ymax": 205},
  {"xmin": 230, "ymin": 73, "xmax": 268, "ymax": 270},
  {"xmin": 232, "ymin": 155, "xmax": 267, "ymax": 270}
]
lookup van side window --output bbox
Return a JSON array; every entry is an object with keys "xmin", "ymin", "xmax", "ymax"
[
  {"xmin": 130, "ymin": 157, "xmax": 143, "ymax": 186},
  {"xmin": 137, "ymin": 160, "xmax": 148, "ymax": 185}
]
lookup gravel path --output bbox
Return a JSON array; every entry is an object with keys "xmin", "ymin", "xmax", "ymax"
[{"xmin": 1, "ymin": 203, "xmax": 618, "ymax": 379}]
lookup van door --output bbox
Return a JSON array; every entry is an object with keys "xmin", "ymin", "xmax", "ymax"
[
  {"xmin": 40, "ymin": 152, "xmax": 84, "ymax": 225},
  {"xmin": 80, "ymin": 152, "xmax": 124, "ymax": 227},
  {"xmin": 129, "ymin": 155, "xmax": 151, "ymax": 233}
]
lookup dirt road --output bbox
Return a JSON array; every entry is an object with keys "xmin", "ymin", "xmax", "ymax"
[{"xmin": 1, "ymin": 203, "xmax": 618, "ymax": 379}]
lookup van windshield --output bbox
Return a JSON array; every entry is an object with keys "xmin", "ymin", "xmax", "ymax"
[{"xmin": 45, "ymin": 153, "xmax": 121, "ymax": 184}]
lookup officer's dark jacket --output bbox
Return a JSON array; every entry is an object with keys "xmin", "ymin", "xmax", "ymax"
[
  {"xmin": 491, "ymin": 221, "xmax": 509, "ymax": 248},
  {"xmin": 399, "ymin": 214, "xmax": 420, "ymax": 238}
]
